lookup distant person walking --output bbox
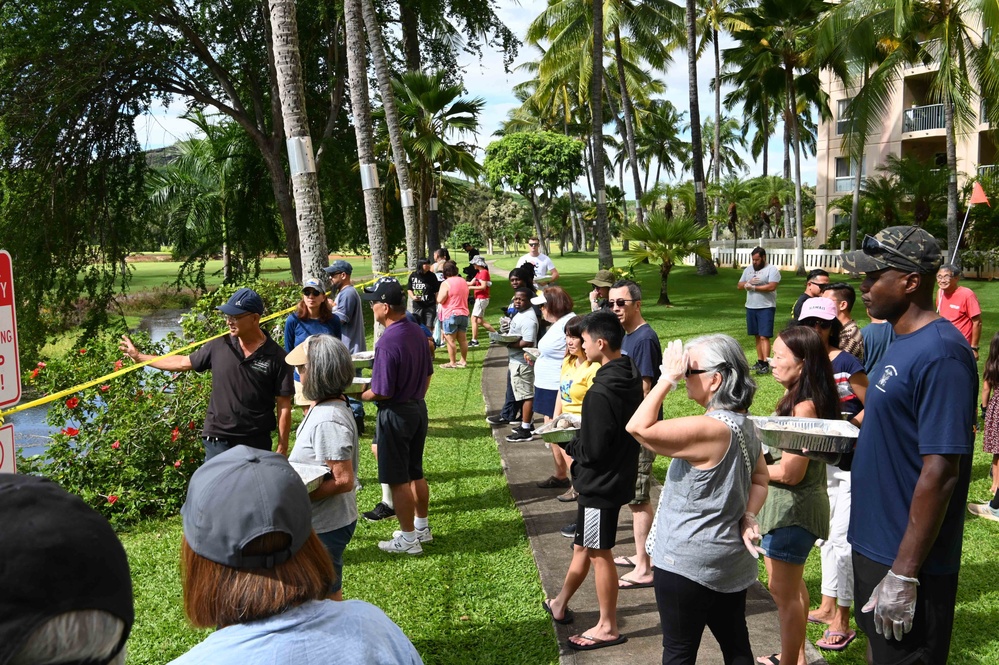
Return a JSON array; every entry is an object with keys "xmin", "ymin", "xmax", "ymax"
[
  {"xmin": 737, "ymin": 247, "xmax": 781, "ymax": 374},
  {"xmin": 119, "ymin": 288, "xmax": 293, "ymax": 461}
]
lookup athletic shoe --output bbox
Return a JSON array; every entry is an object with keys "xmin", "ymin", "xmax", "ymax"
[
  {"xmin": 363, "ymin": 502, "xmax": 396, "ymax": 522},
  {"xmin": 557, "ymin": 487, "xmax": 579, "ymax": 503},
  {"xmin": 560, "ymin": 522, "xmax": 577, "ymax": 538},
  {"xmin": 393, "ymin": 527, "xmax": 433, "ymax": 543},
  {"xmin": 968, "ymin": 502, "xmax": 999, "ymax": 522},
  {"xmin": 510, "ymin": 422, "xmax": 536, "ymax": 433},
  {"xmin": 755, "ymin": 363, "xmax": 771, "ymax": 375},
  {"xmin": 506, "ymin": 428, "xmax": 535, "ymax": 442},
  {"xmin": 378, "ymin": 534, "xmax": 423, "ymax": 555},
  {"xmin": 469, "ymin": 339, "xmax": 480, "ymax": 347},
  {"xmin": 537, "ymin": 475, "xmax": 571, "ymax": 489},
  {"xmin": 486, "ymin": 415, "xmax": 510, "ymax": 426}
]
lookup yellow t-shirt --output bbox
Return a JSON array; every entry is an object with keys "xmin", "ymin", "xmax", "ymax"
[{"xmin": 558, "ymin": 356, "xmax": 600, "ymax": 415}]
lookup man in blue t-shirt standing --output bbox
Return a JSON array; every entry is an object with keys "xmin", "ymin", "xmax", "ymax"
[
  {"xmin": 606, "ymin": 279, "xmax": 662, "ymax": 590},
  {"xmin": 360, "ymin": 277, "xmax": 435, "ymax": 555},
  {"xmin": 841, "ymin": 226, "xmax": 977, "ymax": 663}
]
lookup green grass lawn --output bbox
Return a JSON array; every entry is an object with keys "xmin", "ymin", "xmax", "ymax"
[{"xmin": 118, "ymin": 251, "xmax": 999, "ymax": 663}]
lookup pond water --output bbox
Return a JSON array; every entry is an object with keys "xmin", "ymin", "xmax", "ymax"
[{"xmin": 10, "ymin": 309, "xmax": 188, "ymax": 459}]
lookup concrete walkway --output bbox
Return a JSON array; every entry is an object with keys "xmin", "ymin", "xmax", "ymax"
[{"xmin": 482, "ymin": 345, "xmax": 828, "ymax": 665}]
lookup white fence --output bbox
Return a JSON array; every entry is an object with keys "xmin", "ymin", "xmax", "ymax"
[{"xmin": 686, "ymin": 246, "xmax": 847, "ymax": 273}]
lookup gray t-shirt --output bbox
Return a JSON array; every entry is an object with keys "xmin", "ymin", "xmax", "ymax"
[
  {"xmin": 289, "ymin": 399, "xmax": 359, "ymax": 533},
  {"xmin": 333, "ymin": 284, "xmax": 366, "ymax": 353},
  {"xmin": 739, "ymin": 264, "xmax": 781, "ymax": 309},
  {"xmin": 508, "ymin": 308, "xmax": 538, "ymax": 364}
]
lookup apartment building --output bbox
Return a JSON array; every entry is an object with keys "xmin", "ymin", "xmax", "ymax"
[{"xmin": 814, "ymin": 40, "xmax": 993, "ymax": 242}]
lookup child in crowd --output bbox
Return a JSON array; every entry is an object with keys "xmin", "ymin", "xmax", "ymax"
[
  {"xmin": 504, "ymin": 288, "xmax": 539, "ymax": 441},
  {"xmin": 543, "ymin": 311, "xmax": 643, "ymax": 651},
  {"xmin": 468, "ymin": 255, "xmax": 495, "ymax": 346},
  {"xmin": 969, "ymin": 330, "xmax": 999, "ymax": 520}
]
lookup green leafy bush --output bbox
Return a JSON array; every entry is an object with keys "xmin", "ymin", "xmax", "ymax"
[{"xmin": 16, "ymin": 281, "xmax": 303, "ymax": 527}]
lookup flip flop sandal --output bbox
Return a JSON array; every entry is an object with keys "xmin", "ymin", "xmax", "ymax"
[
  {"xmin": 816, "ymin": 629, "xmax": 857, "ymax": 651},
  {"xmin": 567, "ymin": 634, "xmax": 627, "ymax": 651},
  {"xmin": 613, "ymin": 555, "xmax": 637, "ymax": 568},
  {"xmin": 756, "ymin": 655, "xmax": 780, "ymax": 665},
  {"xmin": 542, "ymin": 599, "xmax": 573, "ymax": 625},
  {"xmin": 617, "ymin": 576, "xmax": 654, "ymax": 589}
]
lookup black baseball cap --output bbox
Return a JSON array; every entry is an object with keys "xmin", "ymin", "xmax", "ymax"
[
  {"xmin": 0, "ymin": 475, "xmax": 134, "ymax": 665},
  {"xmin": 361, "ymin": 277, "xmax": 404, "ymax": 306},
  {"xmin": 216, "ymin": 287, "xmax": 265, "ymax": 316}
]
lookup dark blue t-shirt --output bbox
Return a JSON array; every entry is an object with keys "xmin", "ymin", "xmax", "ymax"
[
  {"xmin": 848, "ymin": 318, "xmax": 977, "ymax": 575},
  {"xmin": 284, "ymin": 314, "xmax": 343, "ymax": 382},
  {"xmin": 622, "ymin": 322, "xmax": 662, "ymax": 419},
  {"xmin": 370, "ymin": 318, "xmax": 434, "ymax": 403}
]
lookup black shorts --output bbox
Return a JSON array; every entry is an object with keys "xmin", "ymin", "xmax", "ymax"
[
  {"xmin": 572, "ymin": 504, "xmax": 621, "ymax": 550},
  {"xmin": 853, "ymin": 552, "xmax": 959, "ymax": 664},
  {"xmin": 375, "ymin": 400, "xmax": 429, "ymax": 485}
]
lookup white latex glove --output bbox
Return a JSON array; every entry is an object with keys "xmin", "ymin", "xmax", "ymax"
[
  {"xmin": 862, "ymin": 570, "xmax": 919, "ymax": 641},
  {"xmin": 740, "ymin": 512, "xmax": 765, "ymax": 559},
  {"xmin": 660, "ymin": 339, "xmax": 686, "ymax": 387}
]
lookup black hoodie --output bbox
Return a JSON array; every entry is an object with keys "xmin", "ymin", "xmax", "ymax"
[{"xmin": 563, "ymin": 355, "xmax": 643, "ymax": 509}]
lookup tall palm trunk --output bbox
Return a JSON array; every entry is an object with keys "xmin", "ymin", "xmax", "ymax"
[
  {"xmin": 398, "ymin": 0, "xmax": 421, "ymax": 72},
  {"xmin": 786, "ymin": 66, "xmax": 805, "ymax": 275},
  {"xmin": 344, "ymin": 0, "xmax": 389, "ymax": 275},
  {"xmin": 591, "ymin": 0, "xmax": 613, "ymax": 269},
  {"xmin": 944, "ymin": 100, "xmax": 959, "ymax": 255},
  {"xmin": 614, "ymin": 28, "xmax": 645, "ymax": 231},
  {"xmin": 782, "ymin": 105, "xmax": 793, "ymax": 239},
  {"xmin": 268, "ymin": 0, "xmax": 328, "ymax": 282},
  {"xmin": 713, "ymin": 24, "xmax": 722, "ymax": 222},
  {"xmin": 360, "ymin": 0, "xmax": 419, "ymax": 269},
  {"xmin": 686, "ymin": 0, "xmax": 716, "ymax": 274}
]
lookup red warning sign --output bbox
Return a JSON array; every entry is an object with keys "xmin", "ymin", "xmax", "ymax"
[{"xmin": 0, "ymin": 250, "xmax": 20, "ymax": 409}]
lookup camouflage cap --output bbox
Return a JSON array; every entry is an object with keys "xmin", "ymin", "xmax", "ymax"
[
  {"xmin": 840, "ymin": 226, "xmax": 942, "ymax": 275},
  {"xmin": 587, "ymin": 269, "xmax": 616, "ymax": 287}
]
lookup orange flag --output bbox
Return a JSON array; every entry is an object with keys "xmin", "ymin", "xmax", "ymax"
[{"xmin": 971, "ymin": 181, "xmax": 991, "ymax": 206}]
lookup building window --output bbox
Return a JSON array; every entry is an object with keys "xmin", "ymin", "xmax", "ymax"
[
  {"xmin": 835, "ymin": 156, "xmax": 865, "ymax": 192},
  {"xmin": 836, "ymin": 98, "xmax": 853, "ymax": 135}
]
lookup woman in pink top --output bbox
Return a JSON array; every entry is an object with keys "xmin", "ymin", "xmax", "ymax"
[{"xmin": 436, "ymin": 261, "xmax": 471, "ymax": 368}]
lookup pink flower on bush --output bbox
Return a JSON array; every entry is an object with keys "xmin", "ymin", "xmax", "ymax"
[
  {"xmin": 107, "ymin": 495, "xmax": 118, "ymax": 505},
  {"xmin": 111, "ymin": 440, "xmax": 121, "ymax": 450},
  {"xmin": 61, "ymin": 427, "xmax": 79, "ymax": 437},
  {"xmin": 99, "ymin": 384, "xmax": 110, "ymax": 393},
  {"xmin": 114, "ymin": 359, "xmax": 123, "ymax": 371},
  {"xmin": 37, "ymin": 361, "xmax": 46, "ymax": 368},
  {"xmin": 170, "ymin": 428, "xmax": 180, "ymax": 442},
  {"xmin": 65, "ymin": 397, "xmax": 79, "ymax": 409},
  {"xmin": 174, "ymin": 460, "xmax": 182, "ymax": 469}
]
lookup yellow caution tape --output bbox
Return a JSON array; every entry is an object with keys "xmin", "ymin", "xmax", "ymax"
[{"xmin": 0, "ymin": 269, "xmax": 410, "ymax": 420}]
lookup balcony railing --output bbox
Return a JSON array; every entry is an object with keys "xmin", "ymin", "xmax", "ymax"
[
  {"xmin": 979, "ymin": 165, "xmax": 999, "ymax": 178},
  {"xmin": 834, "ymin": 176, "xmax": 856, "ymax": 192},
  {"xmin": 903, "ymin": 104, "xmax": 945, "ymax": 133}
]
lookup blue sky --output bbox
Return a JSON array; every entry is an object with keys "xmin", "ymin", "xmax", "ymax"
[{"xmin": 133, "ymin": 0, "xmax": 818, "ymax": 195}]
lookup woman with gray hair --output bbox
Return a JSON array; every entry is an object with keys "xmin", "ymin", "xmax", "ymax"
[
  {"xmin": 285, "ymin": 334, "xmax": 359, "ymax": 600},
  {"xmin": 626, "ymin": 334, "xmax": 769, "ymax": 664}
]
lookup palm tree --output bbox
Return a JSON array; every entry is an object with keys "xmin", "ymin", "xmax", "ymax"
[
  {"xmin": 344, "ymin": 0, "xmax": 389, "ymax": 275},
  {"xmin": 684, "ymin": 0, "xmax": 715, "ymax": 274},
  {"xmin": 821, "ymin": 0, "xmax": 998, "ymax": 252},
  {"xmin": 700, "ymin": 116, "xmax": 749, "ymax": 178},
  {"xmin": 390, "ymin": 71, "xmax": 484, "ymax": 255},
  {"xmin": 622, "ymin": 212, "xmax": 712, "ymax": 305},
  {"xmin": 635, "ymin": 99, "xmax": 689, "ymax": 188},
  {"xmin": 709, "ymin": 174, "xmax": 753, "ymax": 266},
  {"xmin": 267, "ymin": 0, "xmax": 328, "ymax": 282},
  {"xmin": 359, "ymin": 0, "xmax": 419, "ymax": 269}
]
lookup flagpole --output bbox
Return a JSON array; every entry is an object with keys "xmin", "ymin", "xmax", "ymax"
[
  {"xmin": 953, "ymin": 182, "xmax": 992, "ymax": 264},
  {"xmin": 953, "ymin": 206, "xmax": 972, "ymax": 261}
]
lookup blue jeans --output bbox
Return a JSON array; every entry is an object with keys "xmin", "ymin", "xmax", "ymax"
[{"xmin": 317, "ymin": 521, "xmax": 357, "ymax": 594}]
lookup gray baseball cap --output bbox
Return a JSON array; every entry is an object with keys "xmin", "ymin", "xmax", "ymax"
[
  {"xmin": 181, "ymin": 446, "xmax": 312, "ymax": 569},
  {"xmin": 841, "ymin": 226, "xmax": 942, "ymax": 275}
]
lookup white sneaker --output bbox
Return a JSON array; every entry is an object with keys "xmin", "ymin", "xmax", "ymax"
[
  {"xmin": 378, "ymin": 533, "xmax": 423, "ymax": 555},
  {"xmin": 968, "ymin": 502, "xmax": 999, "ymax": 522},
  {"xmin": 393, "ymin": 527, "xmax": 433, "ymax": 543}
]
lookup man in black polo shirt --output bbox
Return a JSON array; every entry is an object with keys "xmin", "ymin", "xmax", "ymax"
[{"xmin": 119, "ymin": 287, "xmax": 294, "ymax": 461}]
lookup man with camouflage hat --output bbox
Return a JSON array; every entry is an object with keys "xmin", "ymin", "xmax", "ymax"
[
  {"xmin": 587, "ymin": 269, "xmax": 614, "ymax": 311},
  {"xmin": 841, "ymin": 226, "xmax": 977, "ymax": 662}
]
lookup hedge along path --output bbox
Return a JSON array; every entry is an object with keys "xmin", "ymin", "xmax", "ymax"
[{"xmin": 0, "ymin": 270, "xmax": 410, "ymax": 422}]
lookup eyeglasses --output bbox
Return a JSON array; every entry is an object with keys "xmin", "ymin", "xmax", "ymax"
[
  {"xmin": 223, "ymin": 313, "xmax": 252, "ymax": 324},
  {"xmin": 609, "ymin": 298, "xmax": 634, "ymax": 308},
  {"xmin": 861, "ymin": 235, "xmax": 924, "ymax": 272}
]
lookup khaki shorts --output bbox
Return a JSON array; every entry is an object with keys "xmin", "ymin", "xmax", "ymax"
[
  {"xmin": 472, "ymin": 298, "xmax": 489, "ymax": 318},
  {"xmin": 630, "ymin": 446, "xmax": 656, "ymax": 505},
  {"xmin": 510, "ymin": 361, "xmax": 535, "ymax": 401}
]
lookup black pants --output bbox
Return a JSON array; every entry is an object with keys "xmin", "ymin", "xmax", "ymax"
[
  {"xmin": 853, "ymin": 552, "xmax": 959, "ymax": 665},
  {"xmin": 653, "ymin": 567, "xmax": 754, "ymax": 665},
  {"xmin": 202, "ymin": 434, "xmax": 272, "ymax": 462},
  {"xmin": 500, "ymin": 370, "xmax": 520, "ymax": 421}
]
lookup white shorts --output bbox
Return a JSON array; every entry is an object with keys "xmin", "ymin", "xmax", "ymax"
[{"xmin": 472, "ymin": 298, "xmax": 489, "ymax": 318}]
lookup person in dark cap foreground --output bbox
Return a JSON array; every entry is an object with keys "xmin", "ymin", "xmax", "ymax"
[
  {"xmin": 840, "ymin": 226, "xmax": 977, "ymax": 663},
  {"xmin": 0, "ymin": 474, "xmax": 134, "ymax": 665},
  {"xmin": 359, "ymin": 277, "xmax": 435, "ymax": 551},
  {"xmin": 169, "ymin": 445, "xmax": 422, "ymax": 664},
  {"xmin": 119, "ymin": 287, "xmax": 293, "ymax": 461}
]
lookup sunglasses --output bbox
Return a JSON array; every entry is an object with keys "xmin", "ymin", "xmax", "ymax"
[
  {"xmin": 685, "ymin": 367, "xmax": 710, "ymax": 378},
  {"xmin": 806, "ymin": 280, "xmax": 828, "ymax": 288},
  {"xmin": 528, "ymin": 243, "xmax": 539, "ymax": 247},
  {"xmin": 801, "ymin": 318, "xmax": 832, "ymax": 329},
  {"xmin": 303, "ymin": 289, "xmax": 323, "ymax": 297},
  {"xmin": 609, "ymin": 298, "xmax": 634, "ymax": 308},
  {"xmin": 861, "ymin": 235, "xmax": 924, "ymax": 272}
]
